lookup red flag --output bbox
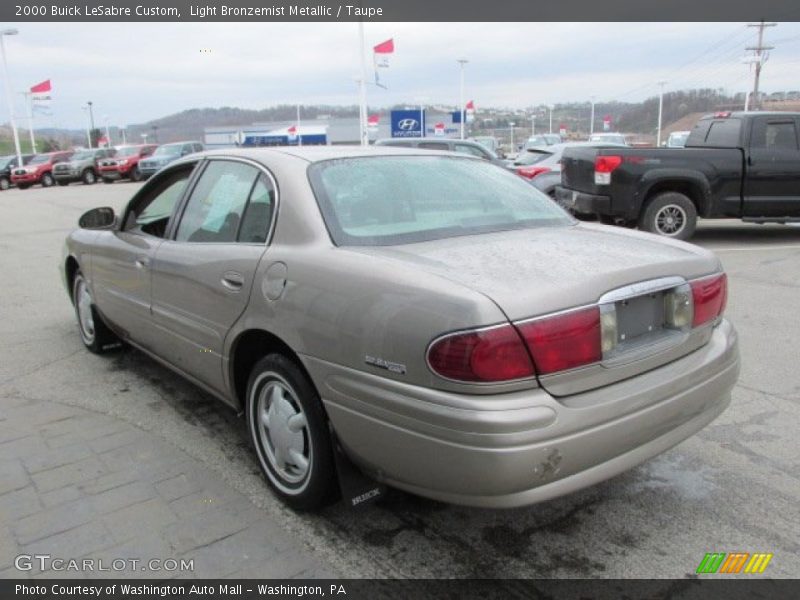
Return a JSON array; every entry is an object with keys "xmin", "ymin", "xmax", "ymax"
[
  {"xmin": 465, "ymin": 100, "xmax": 475, "ymax": 111},
  {"xmin": 30, "ymin": 79, "xmax": 51, "ymax": 93},
  {"xmin": 367, "ymin": 115, "xmax": 379, "ymax": 126},
  {"xmin": 373, "ymin": 39, "xmax": 394, "ymax": 54}
]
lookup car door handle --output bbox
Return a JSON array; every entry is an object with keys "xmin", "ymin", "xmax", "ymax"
[
  {"xmin": 221, "ymin": 271, "xmax": 244, "ymax": 291},
  {"xmin": 134, "ymin": 257, "xmax": 150, "ymax": 269}
]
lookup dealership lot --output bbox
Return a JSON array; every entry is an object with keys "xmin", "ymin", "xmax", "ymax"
[{"xmin": 0, "ymin": 182, "xmax": 798, "ymax": 578}]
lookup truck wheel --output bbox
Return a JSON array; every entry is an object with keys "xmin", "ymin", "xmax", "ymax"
[
  {"xmin": 639, "ymin": 192, "xmax": 697, "ymax": 240},
  {"xmin": 41, "ymin": 173, "xmax": 55, "ymax": 187},
  {"xmin": 0, "ymin": 177, "xmax": 9, "ymax": 191},
  {"xmin": 82, "ymin": 169, "xmax": 97, "ymax": 185},
  {"xmin": 129, "ymin": 166, "xmax": 142, "ymax": 182}
]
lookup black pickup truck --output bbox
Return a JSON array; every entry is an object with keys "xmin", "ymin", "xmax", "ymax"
[{"xmin": 555, "ymin": 111, "xmax": 800, "ymax": 239}]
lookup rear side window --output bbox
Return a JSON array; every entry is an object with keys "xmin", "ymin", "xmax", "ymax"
[
  {"xmin": 703, "ymin": 119, "xmax": 742, "ymax": 147},
  {"xmin": 237, "ymin": 174, "xmax": 275, "ymax": 243},
  {"xmin": 750, "ymin": 119, "xmax": 799, "ymax": 150},
  {"xmin": 418, "ymin": 142, "xmax": 449, "ymax": 151}
]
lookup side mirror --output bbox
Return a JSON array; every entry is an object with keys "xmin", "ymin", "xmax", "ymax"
[{"xmin": 79, "ymin": 207, "xmax": 116, "ymax": 229}]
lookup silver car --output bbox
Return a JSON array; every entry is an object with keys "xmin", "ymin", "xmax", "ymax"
[{"xmin": 62, "ymin": 147, "xmax": 740, "ymax": 510}]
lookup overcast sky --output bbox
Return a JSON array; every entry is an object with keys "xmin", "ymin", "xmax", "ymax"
[{"xmin": 4, "ymin": 21, "xmax": 800, "ymax": 129}]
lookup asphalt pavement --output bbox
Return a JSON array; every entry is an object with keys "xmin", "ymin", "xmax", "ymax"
[{"xmin": 0, "ymin": 181, "xmax": 798, "ymax": 579}]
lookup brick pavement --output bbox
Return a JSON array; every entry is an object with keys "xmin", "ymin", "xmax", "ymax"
[{"xmin": 0, "ymin": 395, "xmax": 335, "ymax": 579}]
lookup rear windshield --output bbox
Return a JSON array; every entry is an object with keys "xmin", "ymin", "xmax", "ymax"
[
  {"xmin": 688, "ymin": 118, "xmax": 742, "ymax": 147},
  {"xmin": 308, "ymin": 156, "xmax": 572, "ymax": 246},
  {"xmin": 513, "ymin": 150, "xmax": 552, "ymax": 166}
]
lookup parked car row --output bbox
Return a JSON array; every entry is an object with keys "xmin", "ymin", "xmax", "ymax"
[{"xmin": 0, "ymin": 140, "xmax": 204, "ymax": 190}]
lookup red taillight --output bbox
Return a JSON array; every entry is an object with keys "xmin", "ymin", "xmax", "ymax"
[
  {"xmin": 594, "ymin": 155, "xmax": 622, "ymax": 185},
  {"xmin": 691, "ymin": 273, "xmax": 727, "ymax": 327},
  {"xmin": 594, "ymin": 155, "xmax": 623, "ymax": 173},
  {"xmin": 516, "ymin": 307, "xmax": 602, "ymax": 375},
  {"xmin": 713, "ymin": 112, "xmax": 731, "ymax": 118},
  {"xmin": 427, "ymin": 324, "xmax": 535, "ymax": 382},
  {"xmin": 517, "ymin": 166, "xmax": 551, "ymax": 179}
]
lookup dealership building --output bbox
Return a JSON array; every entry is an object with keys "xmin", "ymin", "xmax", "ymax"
[{"xmin": 203, "ymin": 110, "xmax": 465, "ymax": 148}]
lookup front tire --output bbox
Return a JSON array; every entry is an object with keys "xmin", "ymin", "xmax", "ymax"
[
  {"xmin": 129, "ymin": 166, "xmax": 142, "ymax": 182},
  {"xmin": 639, "ymin": 192, "xmax": 697, "ymax": 240},
  {"xmin": 0, "ymin": 177, "xmax": 9, "ymax": 191},
  {"xmin": 41, "ymin": 173, "xmax": 55, "ymax": 187},
  {"xmin": 72, "ymin": 271, "xmax": 119, "ymax": 354},
  {"xmin": 246, "ymin": 354, "xmax": 337, "ymax": 511}
]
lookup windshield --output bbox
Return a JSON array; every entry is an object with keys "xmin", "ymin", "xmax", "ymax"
[
  {"xmin": 0, "ymin": 157, "xmax": 13, "ymax": 169},
  {"xmin": 513, "ymin": 150, "xmax": 552, "ymax": 166},
  {"xmin": 116, "ymin": 146, "xmax": 143, "ymax": 157},
  {"xmin": 668, "ymin": 133, "xmax": 689, "ymax": 146},
  {"xmin": 71, "ymin": 151, "xmax": 95, "ymax": 160},
  {"xmin": 309, "ymin": 156, "xmax": 572, "ymax": 246},
  {"xmin": 28, "ymin": 155, "xmax": 51, "ymax": 165},
  {"xmin": 154, "ymin": 145, "xmax": 181, "ymax": 156},
  {"xmin": 590, "ymin": 134, "xmax": 625, "ymax": 144}
]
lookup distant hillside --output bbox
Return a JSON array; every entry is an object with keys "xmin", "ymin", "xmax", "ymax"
[{"xmin": 125, "ymin": 105, "xmax": 361, "ymax": 143}]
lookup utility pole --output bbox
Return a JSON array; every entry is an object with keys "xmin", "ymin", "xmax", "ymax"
[
  {"xmin": 589, "ymin": 95, "xmax": 596, "ymax": 135},
  {"xmin": 747, "ymin": 21, "xmax": 776, "ymax": 111}
]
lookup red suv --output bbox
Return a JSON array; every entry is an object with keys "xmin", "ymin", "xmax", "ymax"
[
  {"xmin": 98, "ymin": 144, "xmax": 157, "ymax": 183},
  {"xmin": 11, "ymin": 151, "xmax": 74, "ymax": 189}
]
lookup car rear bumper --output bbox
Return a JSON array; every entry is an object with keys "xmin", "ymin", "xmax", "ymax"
[
  {"xmin": 303, "ymin": 319, "xmax": 739, "ymax": 508},
  {"xmin": 555, "ymin": 186, "xmax": 611, "ymax": 215}
]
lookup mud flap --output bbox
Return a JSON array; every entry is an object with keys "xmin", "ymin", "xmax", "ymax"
[{"xmin": 330, "ymin": 429, "xmax": 385, "ymax": 509}]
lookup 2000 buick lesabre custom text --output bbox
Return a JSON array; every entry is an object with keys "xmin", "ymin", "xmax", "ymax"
[{"xmin": 61, "ymin": 147, "xmax": 740, "ymax": 510}]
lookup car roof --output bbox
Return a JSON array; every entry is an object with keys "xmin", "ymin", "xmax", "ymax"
[
  {"xmin": 699, "ymin": 111, "xmax": 800, "ymax": 120},
  {"xmin": 187, "ymin": 145, "xmax": 478, "ymax": 165}
]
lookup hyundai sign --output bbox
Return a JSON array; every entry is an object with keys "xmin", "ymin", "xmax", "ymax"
[{"xmin": 391, "ymin": 109, "xmax": 425, "ymax": 138}]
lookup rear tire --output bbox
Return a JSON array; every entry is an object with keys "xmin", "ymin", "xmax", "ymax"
[
  {"xmin": 246, "ymin": 354, "xmax": 337, "ymax": 511},
  {"xmin": 639, "ymin": 192, "xmax": 697, "ymax": 240},
  {"xmin": 82, "ymin": 169, "xmax": 97, "ymax": 185},
  {"xmin": 129, "ymin": 166, "xmax": 142, "ymax": 182},
  {"xmin": 72, "ymin": 270, "xmax": 119, "ymax": 354},
  {"xmin": 41, "ymin": 173, "xmax": 55, "ymax": 187},
  {"xmin": 0, "ymin": 177, "xmax": 9, "ymax": 191}
]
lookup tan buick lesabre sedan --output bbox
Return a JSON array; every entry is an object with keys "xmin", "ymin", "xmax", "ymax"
[{"xmin": 61, "ymin": 147, "xmax": 739, "ymax": 510}]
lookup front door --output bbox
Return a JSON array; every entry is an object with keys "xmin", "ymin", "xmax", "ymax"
[
  {"xmin": 149, "ymin": 159, "xmax": 276, "ymax": 393},
  {"xmin": 90, "ymin": 166, "xmax": 195, "ymax": 346},
  {"xmin": 744, "ymin": 116, "xmax": 800, "ymax": 217}
]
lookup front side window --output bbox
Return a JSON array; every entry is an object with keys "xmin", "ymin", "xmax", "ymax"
[
  {"xmin": 751, "ymin": 119, "xmax": 799, "ymax": 151},
  {"xmin": 175, "ymin": 160, "xmax": 260, "ymax": 243},
  {"xmin": 309, "ymin": 156, "xmax": 572, "ymax": 246},
  {"xmin": 123, "ymin": 166, "xmax": 194, "ymax": 238}
]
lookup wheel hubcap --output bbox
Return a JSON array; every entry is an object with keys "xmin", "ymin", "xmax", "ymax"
[
  {"xmin": 256, "ymin": 379, "xmax": 310, "ymax": 486},
  {"xmin": 76, "ymin": 280, "xmax": 95, "ymax": 342},
  {"xmin": 654, "ymin": 204, "xmax": 687, "ymax": 236}
]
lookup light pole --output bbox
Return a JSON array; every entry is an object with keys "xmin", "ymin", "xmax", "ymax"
[
  {"xmin": 530, "ymin": 113, "xmax": 535, "ymax": 136},
  {"xmin": 414, "ymin": 96, "xmax": 428, "ymax": 138},
  {"xmin": 121, "ymin": 128, "xmax": 126, "ymax": 144},
  {"xmin": 141, "ymin": 133, "xmax": 148, "ymax": 144},
  {"xmin": 656, "ymin": 80, "xmax": 667, "ymax": 146},
  {"xmin": 20, "ymin": 91, "xmax": 36, "ymax": 153},
  {"xmin": 151, "ymin": 125, "xmax": 158, "ymax": 143},
  {"xmin": 86, "ymin": 101, "xmax": 96, "ymax": 147},
  {"xmin": 589, "ymin": 95, "xmax": 596, "ymax": 135},
  {"xmin": 457, "ymin": 58, "xmax": 468, "ymax": 140},
  {"xmin": 548, "ymin": 105, "xmax": 554, "ymax": 134},
  {"xmin": 509, "ymin": 122, "xmax": 515, "ymax": 152},
  {"xmin": 81, "ymin": 106, "xmax": 92, "ymax": 147},
  {"xmin": 0, "ymin": 29, "xmax": 23, "ymax": 167}
]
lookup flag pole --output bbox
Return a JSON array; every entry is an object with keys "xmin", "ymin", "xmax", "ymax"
[
  {"xmin": 297, "ymin": 104, "xmax": 302, "ymax": 148},
  {"xmin": 358, "ymin": 22, "xmax": 368, "ymax": 147},
  {"xmin": 21, "ymin": 91, "xmax": 36, "ymax": 153}
]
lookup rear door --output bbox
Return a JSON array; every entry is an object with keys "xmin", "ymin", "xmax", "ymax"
[
  {"xmin": 149, "ymin": 158, "xmax": 276, "ymax": 393},
  {"xmin": 744, "ymin": 115, "xmax": 800, "ymax": 217}
]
